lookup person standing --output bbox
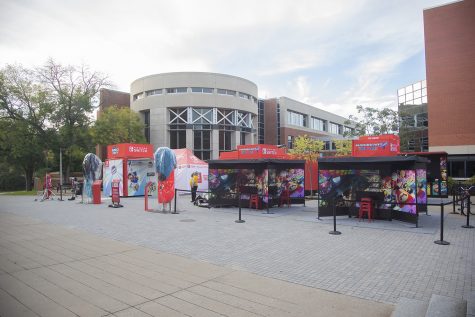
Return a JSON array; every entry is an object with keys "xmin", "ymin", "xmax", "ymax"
[{"xmin": 190, "ymin": 172, "xmax": 198, "ymax": 202}]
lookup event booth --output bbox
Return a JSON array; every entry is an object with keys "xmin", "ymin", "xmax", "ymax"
[
  {"xmin": 318, "ymin": 155, "xmax": 429, "ymax": 224},
  {"xmin": 400, "ymin": 152, "xmax": 448, "ymax": 198},
  {"xmin": 208, "ymin": 159, "xmax": 305, "ymax": 209},
  {"xmin": 103, "ymin": 143, "xmax": 156, "ymax": 197},
  {"xmin": 173, "ymin": 149, "xmax": 208, "ymax": 192}
]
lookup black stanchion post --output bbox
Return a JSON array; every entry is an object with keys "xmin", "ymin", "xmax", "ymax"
[
  {"xmin": 329, "ymin": 197, "xmax": 341, "ymax": 235},
  {"xmin": 235, "ymin": 193, "xmax": 245, "ymax": 223},
  {"xmin": 59, "ymin": 184, "xmax": 63, "ymax": 201},
  {"xmin": 451, "ymin": 190, "xmax": 458, "ymax": 214},
  {"xmin": 434, "ymin": 203, "xmax": 449, "ymax": 245},
  {"xmin": 462, "ymin": 195, "xmax": 474, "ymax": 229},
  {"xmin": 172, "ymin": 188, "xmax": 178, "ymax": 214},
  {"xmin": 263, "ymin": 193, "xmax": 274, "ymax": 215}
]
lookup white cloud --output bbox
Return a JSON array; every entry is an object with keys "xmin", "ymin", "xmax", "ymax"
[{"xmin": 0, "ymin": 0, "xmax": 448, "ymax": 116}]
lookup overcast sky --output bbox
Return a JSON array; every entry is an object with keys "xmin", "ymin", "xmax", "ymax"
[{"xmin": 0, "ymin": 0, "xmax": 448, "ymax": 118}]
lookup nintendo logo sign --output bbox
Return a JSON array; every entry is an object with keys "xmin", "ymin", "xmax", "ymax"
[{"xmin": 128, "ymin": 145, "xmax": 149, "ymax": 153}]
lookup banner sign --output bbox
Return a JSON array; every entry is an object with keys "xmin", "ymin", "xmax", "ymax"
[
  {"xmin": 352, "ymin": 135, "xmax": 400, "ymax": 157},
  {"xmin": 107, "ymin": 143, "xmax": 153, "ymax": 159}
]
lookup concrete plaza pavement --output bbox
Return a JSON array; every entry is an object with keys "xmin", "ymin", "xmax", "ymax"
[{"xmin": 0, "ymin": 194, "xmax": 474, "ymax": 316}]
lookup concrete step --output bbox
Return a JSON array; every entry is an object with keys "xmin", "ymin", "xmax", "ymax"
[
  {"xmin": 424, "ymin": 294, "xmax": 467, "ymax": 317},
  {"xmin": 391, "ymin": 298, "xmax": 429, "ymax": 317}
]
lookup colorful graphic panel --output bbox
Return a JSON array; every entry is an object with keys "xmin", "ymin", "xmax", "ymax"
[
  {"xmin": 416, "ymin": 169, "xmax": 427, "ymax": 204},
  {"xmin": 393, "ymin": 170, "xmax": 416, "ymax": 214},
  {"xmin": 127, "ymin": 159, "xmax": 155, "ymax": 196},
  {"xmin": 103, "ymin": 159, "xmax": 123, "ymax": 196},
  {"xmin": 318, "ymin": 169, "xmax": 377, "ymax": 207}
]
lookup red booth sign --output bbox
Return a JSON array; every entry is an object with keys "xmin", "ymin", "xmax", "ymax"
[
  {"xmin": 352, "ymin": 135, "xmax": 400, "ymax": 157},
  {"xmin": 111, "ymin": 180, "xmax": 120, "ymax": 204},
  {"xmin": 236, "ymin": 145, "xmax": 288, "ymax": 159},
  {"xmin": 107, "ymin": 143, "xmax": 154, "ymax": 159}
]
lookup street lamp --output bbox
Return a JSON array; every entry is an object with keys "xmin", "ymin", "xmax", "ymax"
[{"xmin": 59, "ymin": 148, "xmax": 63, "ymax": 201}]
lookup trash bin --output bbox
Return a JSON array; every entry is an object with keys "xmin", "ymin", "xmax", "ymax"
[{"xmin": 92, "ymin": 180, "xmax": 102, "ymax": 204}]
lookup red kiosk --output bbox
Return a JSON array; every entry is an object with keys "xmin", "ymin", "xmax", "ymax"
[
  {"xmin": 103, "ymin": 143, "xmax": 156, "ymax": 197},
  {"xmin": 352, "ymin": 134, "xmax": 400, "ymax": 157}
]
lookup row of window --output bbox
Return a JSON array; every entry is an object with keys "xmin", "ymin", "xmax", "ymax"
[
  {"xmin": 398, "ymin": 80, "xmax": 428, "ymax": 106},
  {"xmin": 287, "ymin": 110, "xmax": 353, "ymax": 135},
  {"xmin": 133, "ymin": 87, "xmax": 258, "ymax": 103},
  {"xmin": 169, "ymin": 107, "xmax": 254, "ymax": 129},
  {"xmin": 169, "ymin": 128, "xmax": 249, "ymax": 160},
  {"xmin": 400, "ymin": 113, "xmax": 429, "ymax": 128}
]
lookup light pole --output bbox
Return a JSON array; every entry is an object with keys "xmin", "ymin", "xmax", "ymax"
[{"xmin": 59, "ymin": 148, "xmax": 63, "ymax": 201}]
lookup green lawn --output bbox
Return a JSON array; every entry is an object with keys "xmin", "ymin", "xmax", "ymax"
[{"xmin": 1, "ymin": 190, "xmax": 37, "ymax": 196}]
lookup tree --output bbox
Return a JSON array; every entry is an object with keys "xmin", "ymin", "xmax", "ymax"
[
  {"xmin": 0, "ymin": 65, "xmax": 54, "ymax": 190},
  {"xmin": 344, "ymin": 105, "xmax": 399, "ymax": 137},
  {"xmin": 288, "ymin": 135, "xmax": 324, "ymax": 196},
  {"xmin": 0, "ymin": 118, "xmax": 53, "ymax": 190},
  {"xmin": 0, "ymin": 65, "xmax": 52, "ymax": 137},
  {"xmin": 37, "ymin": 59, "xmax": 110, "ymax": 177},
  {"xmin": 91, "ymin": 106, "xmax": 146, "ymax": 145},
  {"xmin": 334, "ymin": 139, "xmax": 352, "ymax": 156},
  {"xmin": 0, "ymin": 60, "xmax": 110, "ymax": 188}
]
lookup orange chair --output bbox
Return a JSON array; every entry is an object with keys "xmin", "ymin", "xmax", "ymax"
[
  {"xmin": 249, "ymin": 194, "xmax": 260, "ymax": 209},
  {"xmin": 279, "ymin": 189, "xmax": 291, "ymax": 207},
  {"xmin": 358, "ymin": 198, "xmax": 373, "ymax": 221}
]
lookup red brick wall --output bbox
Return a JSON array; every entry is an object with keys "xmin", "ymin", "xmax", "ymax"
[
  {"xmin": 99, "ymin": 88, "xmax": 130, "ymax": 111},
  {"xmin": 264, "ymin": 99, "xmax": 278, "ymax": 144},
  {"xmin": 96, "ymin": 88, "xmax": 131, "ymax": 159},
  {"xmin": 424, "ymin": 0, "xmax": 475, "ymax": 147}
]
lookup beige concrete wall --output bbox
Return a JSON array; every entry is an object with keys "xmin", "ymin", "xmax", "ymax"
[
  {"xmin": 277, "ymin": 97, "xmax": 351, "ymax": 140},
  {"xmin": 131, "ymin": 72, "xmax": 258, "ymax": 115},
  {"xmin": 130, "ymin": 72, "xmax": 258, "ymax": 159}
]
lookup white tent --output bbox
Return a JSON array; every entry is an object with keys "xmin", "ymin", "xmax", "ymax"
[{"xmin": 173, "ymin": 149, "xmax": 208, "ymax": 191}]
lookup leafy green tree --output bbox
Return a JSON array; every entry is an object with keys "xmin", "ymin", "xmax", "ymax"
[
  {"xmin": 344, "ymin": 105, "xmax": 399, "ymax": 137},
  {"xmin": 0, "ymin": 119, "xmax": 49, "ymax": 190},
  {"xmin": 91, "ymin": 106, "xmax": 145, "ymax": 145},
  {"xmin": 0, "ymin": 60, "xmax": 110, "ymax": 187},
  {"xmin": 0, "ymin": 65, "xmax": 55, "ymax": 190},
  {"xmin": 37, "ymin": 59, "xmax": 110, "ymax": 176},
  {"xmin": 0, "ymin": 65, "xmax": 52, "ymax": 137},
  {"xmin": 334, "ymin": 139, "xmax": 352, "ymax": 156},
  {"xmin": 288, "ymin": 135, "xmax": 324, "ymax": 196}
]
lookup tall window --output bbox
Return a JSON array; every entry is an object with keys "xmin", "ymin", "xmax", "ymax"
[
  {"xmin": 194, "ymin": 130, "xmax": 211, "ymax": 160},
  {"xmin": 287, "ymin": 135, "xmax": 294, "ymax": 149},
  {"xmin": 287, "ymin": 110, "xmax": 307, "ymax": 127},
  {"xmin": 311, "ymin": 117, "xmax": 325, "ymax": 131},
  {"xmin": 141, "ymin": 110, "xmax": 150, "ymax": 143},
  {"xmin": 169, "ymin": 108, "xmax": 187, "ymax": 149},
  {"xmin": 240, "ymin": 132, "xmax": 247, "ymax": 145},
  {"xmin": 219, "ymin": 131, "xmax": 233, "ymax": 152},
  {"xmin": 329, "ymin": 122, "xmax": 340, "ymax": 134},
  {"xmin": 258, "ymin": 100, "xmax": 265, "ymax": 144},
  {"xmin": 170, "ymin": 130, "xmax": 186, "ymax": 149}
]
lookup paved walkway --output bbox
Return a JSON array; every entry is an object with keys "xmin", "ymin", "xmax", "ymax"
[
  {"xmin": 1, "ymin": 194, "xmax": 474, "ymax": 315},
  {"xmin": 0, "ymin": 210, "xmax": 392, "ymax": 316}
]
